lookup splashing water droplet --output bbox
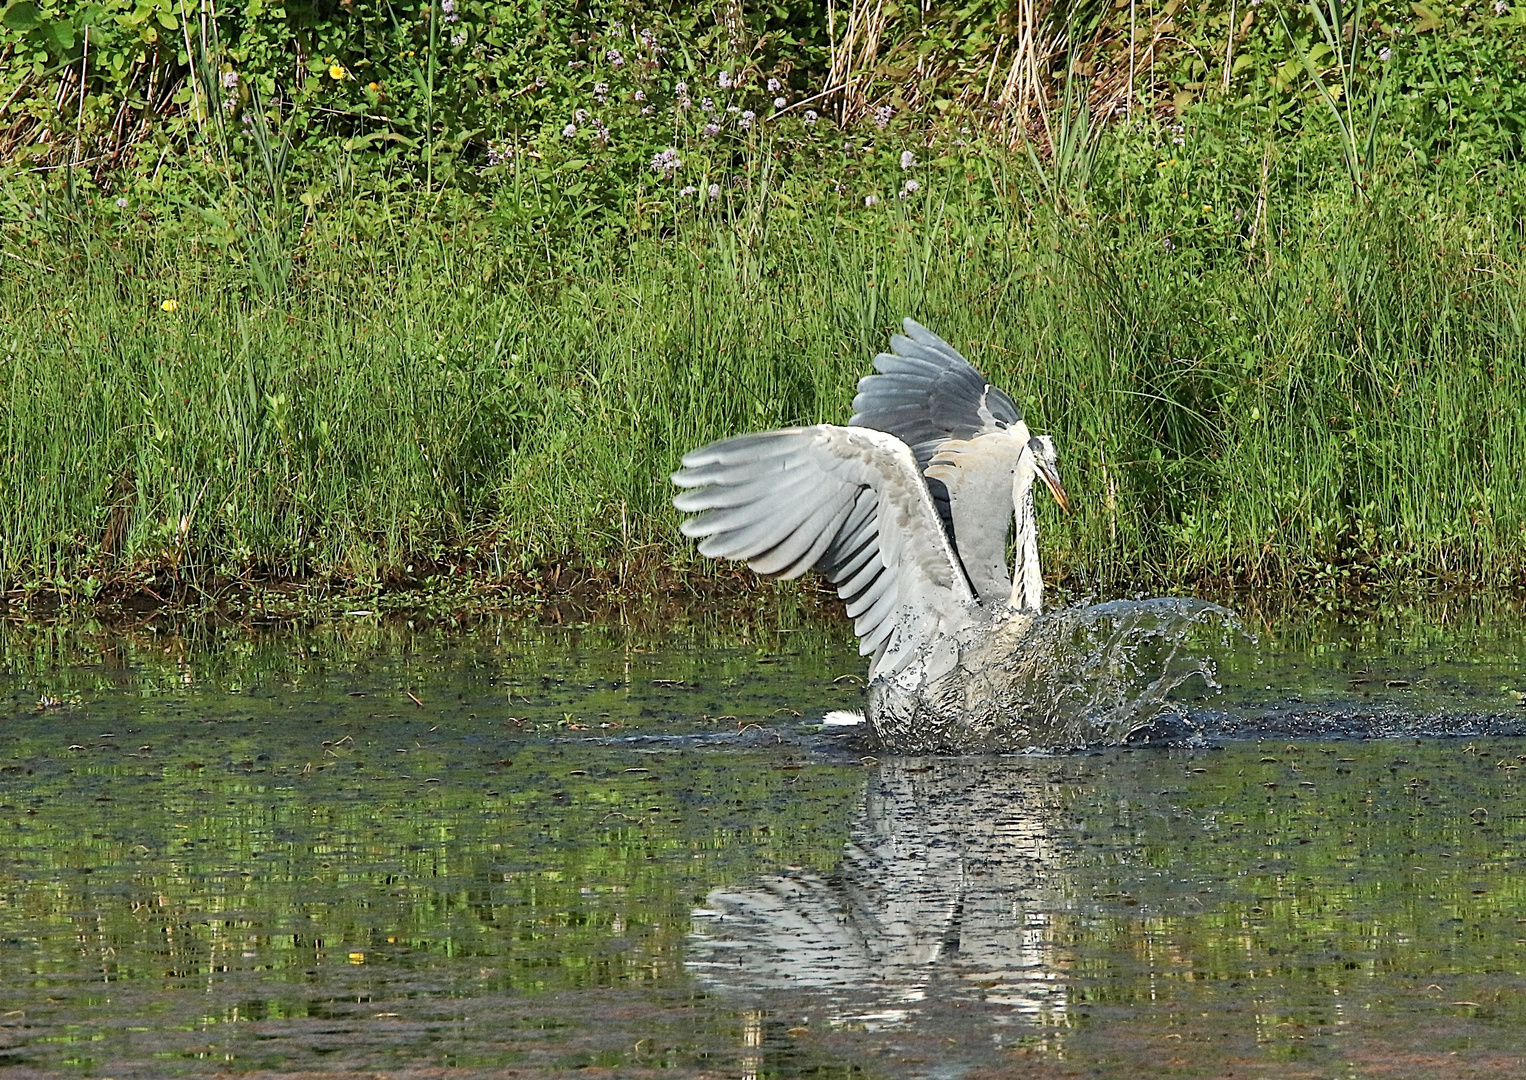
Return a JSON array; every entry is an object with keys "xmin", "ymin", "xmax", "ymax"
[{"xmin": 869, "ymin": 598, "xmax": 1247, "ymax": 753}]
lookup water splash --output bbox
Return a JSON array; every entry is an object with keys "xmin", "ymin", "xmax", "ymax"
[{"xmin": 869, "ymin": 597, "xmax": 1247, "ymax": 753}]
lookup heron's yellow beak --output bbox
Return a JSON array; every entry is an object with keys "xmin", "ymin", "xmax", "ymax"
[{"xmin": 1036, "ymin": 459, "xmax": 1071, "ymax": 514}]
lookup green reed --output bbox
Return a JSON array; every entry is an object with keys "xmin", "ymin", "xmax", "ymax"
[{"xmin": 3, "ymin": 134, "xmax": 1525, "ymax": 602}]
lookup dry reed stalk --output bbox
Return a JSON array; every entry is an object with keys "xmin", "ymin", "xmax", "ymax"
[
  {"xmin": 0, "ymin": 41, "xmax": 194, "ymax": 179},
  {"xmin": 1223, "ymin": 0, "xmax": 1238, "ymax": 93},
  {"xmin": 1129, "ymin": 0, "xmax": 1136, "ymax": 112},
  {"xmin": 982, "ymin": 34, "xmax": 1007, "ymax": 102},
  {"xmin": 995, "ymin": 0, "xmax": 1076, "ymax": 147},
  {"xmin": 825, "ymin": 0, "xmax": 887, "ymax": 124}
]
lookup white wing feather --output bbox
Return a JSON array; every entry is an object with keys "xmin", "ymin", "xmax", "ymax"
[{"xmin": 673, "ymin": 425, "xmax": 979, "ymax": 678}]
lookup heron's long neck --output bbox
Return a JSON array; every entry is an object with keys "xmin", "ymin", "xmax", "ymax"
[{"xmin": 1007, "ymin": 462, "xmax": 1043, "ymax": 612}]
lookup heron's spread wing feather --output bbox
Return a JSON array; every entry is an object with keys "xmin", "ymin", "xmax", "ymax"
[
  {"xmin": 678, "ymin": 474, "xmax": 818, "ymax": 536},
  {"xmin": 851, "ymin": 318, "xmax": 1022, "ymax": 466},
  {"xmin": 747, "ymin": 490, "xmax": 858, "ymax": 577},
  {"xmin": 900, "ymin": 318, "xmax": 973, "ymax": 365},
  {"xmin": 673, "ymin": 463, "xmax": 815, "ymax": 511},
  {"xmin": 673, "ymin": 426, "xmax": 978, "ymax": 676}
]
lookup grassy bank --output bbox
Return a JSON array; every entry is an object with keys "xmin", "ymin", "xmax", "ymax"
[{"xmin": 4, "ymin": 118, "xmax": 1526, "ymax": 611}]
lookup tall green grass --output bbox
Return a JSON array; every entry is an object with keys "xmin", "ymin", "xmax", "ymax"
[{"xmin": 3, "ymin": 144, "xmax": 1525, "ymax": 603}]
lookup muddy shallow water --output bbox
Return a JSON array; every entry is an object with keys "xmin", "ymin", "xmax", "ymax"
[{"xmin": 0, "ymin": 599, "xmax": 1524, "ymax": 1078}]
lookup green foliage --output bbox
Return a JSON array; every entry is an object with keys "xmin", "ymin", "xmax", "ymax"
[
  {"xmin": 2, "ymin": 112, "xmax": 1526, "ymax": 601},
  {"xmin": 3, "ymin": 1, "xmax": 1526, "ymax": 604},
  {"xmin": 1, "ymin": 0, "xmax": 838, "ymax": 232},
  {"xmin": 1281, "ymin": 0, "xmax": 1388, "ymax": 198},
  {"xmin": 3, "ymin": 0, "xmax": 1523, "ymax": 230}
]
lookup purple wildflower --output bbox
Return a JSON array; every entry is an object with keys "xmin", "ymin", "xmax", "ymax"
[{"xmin": 650, "ymin": 147, "xmax": 683, "ymax": 175}]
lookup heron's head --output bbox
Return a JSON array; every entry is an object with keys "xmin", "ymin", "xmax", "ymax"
[{"xmin": 1028, "ymin": 435, "xmax": 1070, "ymax": 513}]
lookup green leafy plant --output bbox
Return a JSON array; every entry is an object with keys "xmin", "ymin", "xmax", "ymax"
[{"xmin": 1280, "ymin": 0, "xmax": 1389, "ymax": 198}]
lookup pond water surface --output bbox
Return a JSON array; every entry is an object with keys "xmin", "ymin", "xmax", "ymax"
[{"xmin": 1, "ymin": 597, "xmax": 1525, "ymax": 1078}]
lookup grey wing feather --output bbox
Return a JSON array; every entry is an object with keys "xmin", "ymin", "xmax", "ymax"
[
  {"xmin": 850, "ymin": 317, "xmax": 1022, "ymax": 468},
  {"xmin": 673, "ymin": 425, "xmax": 978, "ymax": 677}
]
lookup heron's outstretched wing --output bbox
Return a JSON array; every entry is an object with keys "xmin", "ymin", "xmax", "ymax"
[
  {"xmin": 673, "ymin": 425, "xmax": 978, "ymax": 678},
  {"xmin": 850, "ymin": 318, "xmax": 1027, "ymax": 607},
  {"xmin": 850, "ymin": 317, "xmax": 1023, "ymax": 466}
]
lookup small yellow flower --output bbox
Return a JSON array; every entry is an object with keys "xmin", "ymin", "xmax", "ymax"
[
  {"xmin": 160, "ymin": 299, "xmax": 178, "ymax": 313},
  {"xmin": 329, "ymin": 63, "xmax": 347, "ymax": 80},
  {"xmin": 1202, "ymin": 205, "xmax": 1212, "ymax": 214}
]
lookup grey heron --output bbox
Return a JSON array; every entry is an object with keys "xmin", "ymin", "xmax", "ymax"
[{"xmin": 671, "ymin": 320, "xmax": 1069, "ymax": 745}]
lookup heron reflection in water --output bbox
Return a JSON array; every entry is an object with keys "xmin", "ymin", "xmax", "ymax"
[{"xmin": 688, "ymin": 758, "xmax": 1073, "ymax": 1032}]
